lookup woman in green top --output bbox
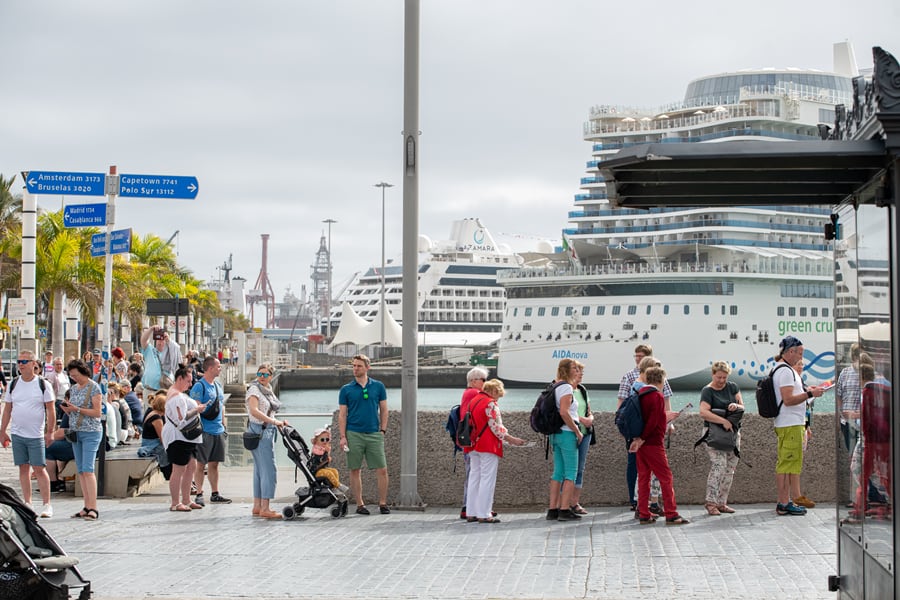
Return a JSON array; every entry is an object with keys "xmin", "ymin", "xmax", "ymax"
[
  {"xmin": 571, "ymin": 361, "xmax": 594, "ymax": 515},
  {"xmin": 698, "ymin": 361, "xmax": 743, "ymax": 515}
]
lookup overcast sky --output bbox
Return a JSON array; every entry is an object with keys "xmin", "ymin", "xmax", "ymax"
[{"xmin": 2, "ymin": 1, "xmax": 897, "ymax": 326}]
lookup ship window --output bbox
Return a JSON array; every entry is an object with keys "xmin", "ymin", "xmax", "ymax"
[
  {"xmin": 612, "ymin": 306, "xmax": 621, "ymax": 316},
  {"xmin": 627, "ymin": 305, "xmax": 636, "ymax": 315},
  {"xmin": 523, "ymin": 323, "xmax": 532, "ymax": 331},
  {"xmin": 551, "ymin": 307, "xmax": 559, "ymax": 316},
  {"xmin": 811, "ymin": 308, "xmax": 818, "ymax": 317},
  {"xmin": 799, "ymin": 307, "xmax": 807, "ymax": 317},
  {"xmin": 788, "ymin": 307, "xmax": 796, "ymax": 316},
  {"xmin": 683, "ymin": 305, "xmax": 690, "ymax": 315},
  {"xmin": 730, "ymin": 306, "xmax": 738, "ymax": 316},
  {"xmin": 717, "ymin": 324, "xmax": 727, "ymax": 330},
  {"xmin": 582, "ymin": 306, "xmax": 590, "ymax": 316},
  {"xmin": 646, "ymin": 305, "xmax": 651, "ymax": 315},
  {"xmin": 721, "ymin": 305, "xmax": 726, "ymax": 315},
  {"xmin": 822, "ymin": 308, "xmax": 829, "ymax": 317},
  {"xmin": 663, "ymin": 305, "xmax": 670, "ymax": 315},
  {"xmin": 597, "ymin": 306, "xmax": 605, "ymax": 316},
  {"xmin": 777, "ymin": 306, "xmax": 785, "ymax": 316},
  {"xmin": 704, "ymin": 305, "xmax": 710, "ymax": 315},
  {"xmin": 565, "ymin": 306, "xmax": 574, "ymax": 316},
  {"xmin": 524, "ymin": 308, "xmax": 532, "ymax": 317},
  {"xmin": 538, "ymin": 307, "xmax": 546, "ymax": 317}
]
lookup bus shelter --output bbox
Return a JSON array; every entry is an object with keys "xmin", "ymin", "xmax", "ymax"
[{"xmin": 600, "ymin": 46, "xmax": 900, "ymax": 600}]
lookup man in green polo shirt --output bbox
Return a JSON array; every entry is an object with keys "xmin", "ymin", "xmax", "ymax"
[{"xmin": 338, "ymin": 354, "xmax": 389, "ymax": 515}]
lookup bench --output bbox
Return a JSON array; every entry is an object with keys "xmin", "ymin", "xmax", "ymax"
[{"xmin": 60, "ymin": 447, "xmax": 162, "ymax": 498}]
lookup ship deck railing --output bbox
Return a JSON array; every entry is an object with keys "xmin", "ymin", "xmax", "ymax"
[{"xmin": 497, "ymin": 259, "xmax": 833, "ymax": 281}]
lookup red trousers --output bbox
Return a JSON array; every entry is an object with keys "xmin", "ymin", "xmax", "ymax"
[{"xmin": 636, "ymin": 443, "xmax": 678, "ymax": 520}]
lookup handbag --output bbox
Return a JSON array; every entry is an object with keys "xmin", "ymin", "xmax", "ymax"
[
  {"xmin": 159, "ymin": 373, "xmax": 174, "ymax": 389},
  {"xmin": 168, "ymin": 414, "xmax": 203, "ymax": 440},
  {"xmin": 64, "ymin": 430, "xmax": 78, "ymax": 443},
  {"xmin": 242, "ymin": 431, "xmax": 261, "ymax": 451}
]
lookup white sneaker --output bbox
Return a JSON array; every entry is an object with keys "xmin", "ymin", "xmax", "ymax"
[{"xmin": 39, "ymin": 504, "xmax": 53, "ymax": 518}]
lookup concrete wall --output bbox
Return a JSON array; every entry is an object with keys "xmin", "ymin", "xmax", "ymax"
[{"xmin": 333, "ymin": 410, "xmax": 838, "ymax": 507}]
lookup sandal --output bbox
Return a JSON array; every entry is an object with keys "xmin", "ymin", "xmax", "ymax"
[
  {"xmin": 188, "ymin": 502, "xmax": 203, "ymax": 510},
  {"xmin": 717, "ymin": 504, "xmax": 736, "ymax": 514},
  {"xmin": 571, "ymin": 504, "xmax": 588, "ymax": 515},
  {"xmin": 70, "ymin": 507, "xmax": 88, "ymax": 519},
  {"xmin": 638, "ymin": 516, "xmax": 657, "ymax": 525},
  {"xmin": 170, "ymin": 503, "xmax": 191, "ymax": 512},
  {"xmin": 705, "ymin": 503, "xmax": 721, "ymax": 516},
  {"xmin": 665, "ymin": 515, "xmax": 690, "ymax": 525},
  {"xmin": 478, "ymin": 517, "xmax": 501, "ymax": 523},
  {"xmin": 83, "ymin": 508, "xmax": 99, "ymax": 521},
  {"xmin": 466, "ymin": 517, "xmax": 478, "ymax": 523}
]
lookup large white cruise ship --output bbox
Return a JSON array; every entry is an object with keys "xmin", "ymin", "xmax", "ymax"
[
  {"xmin": 328, "ymin": 218, "xmax": 525, "ymax": 348},
  {"xmin": 498, "ymin": 47, "xmax": 858, "ymax": 388}
]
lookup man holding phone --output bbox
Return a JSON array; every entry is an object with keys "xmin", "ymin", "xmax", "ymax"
[{"xmin": 140, "ymin": 326, "xmax": 182, "ymax": 394}]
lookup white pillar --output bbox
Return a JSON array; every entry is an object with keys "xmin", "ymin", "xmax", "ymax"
[{"xmin": 20, "ymin": 189, "xmax": 37, "ymax": 352}]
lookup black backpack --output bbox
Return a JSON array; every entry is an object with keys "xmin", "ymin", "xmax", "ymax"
[
  {"xmin": 615, "ymin": 386, "xmax": 654, "ymax": 441},
  {"xmin": 456, "ymin": 396, "xmax": 489, "ymax": 449},
  {"xmin": 755, "ymin": 363, "xmax": 794, "ymax": 418},
  {"xmin": 7, "ymin": 376, "xmax": 47, "ymax": 395},
  {"xmin": 529, "ymin": 381, "xmax": 566, "ymax": 435},
  {"xmin": 445, "ymin": 404, "xmax": 463, "ymax": 453}
]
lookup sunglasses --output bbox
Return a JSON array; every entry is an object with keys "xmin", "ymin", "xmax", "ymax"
[
  {"xmin": 17, "ymin": 359, "xmax": 32, "ymax": 365},
  {"xmin": 257, "ymin": 372, "xmax": 271, "ymax": 377},
  {"xmin": 362, "ymin": 387, "xmax": 369, "ymax": 399},
  {"xmin": 318, "ymin": 437, "xmax": 330, "ymax": 443}
]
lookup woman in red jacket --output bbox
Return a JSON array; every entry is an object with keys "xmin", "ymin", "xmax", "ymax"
[{"xmin": 464, "ymin": 379, "xmax": 526, "ymax": 523}]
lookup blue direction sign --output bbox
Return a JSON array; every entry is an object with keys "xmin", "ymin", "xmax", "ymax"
[
  {"xmin": 25, "ymin": 171, "xmax": 106, "ymax": 196},
  {"xmin": 64, "ymin": 203, "xmax": 107, "ymax": 227},
  {"xmin": 118, "ymin": 174, "xmax": 199, "ymax": 200},
  {"xmin": 91, "ymin": 228, "xmax": 132, "ymax": 257}
]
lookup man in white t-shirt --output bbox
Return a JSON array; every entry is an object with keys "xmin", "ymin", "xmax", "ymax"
[
  {"xmin": 772, "ymin": 336, "xmax": 823, "ymax": 517},
  {"xmin": 47, "ymin": 357, "xmax": 70, "ymax": 401},
  {"xmin": 0, "ymin": 350, "xmax": 56, "ymax": 517}
]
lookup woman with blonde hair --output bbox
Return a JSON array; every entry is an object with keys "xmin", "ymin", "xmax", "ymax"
[
  {"xmin": 246, "ymin": 363, "xmax": 288, "ymax": 519},
  {"xmin": 699, "ymin": 361, "xmax": 743, "ymax": 515},
  {"xmin": 546, "ymin": 358, "xmax": 585, "ymax": 522}
]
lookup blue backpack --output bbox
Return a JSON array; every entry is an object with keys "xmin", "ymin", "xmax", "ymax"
[
  {"xmin": 615, "ymin": 386, "xmax": 654, "ymax": 441},
  {"xmin": 445, "ymin": 404, "xmax": 463, "ymax": 454}
]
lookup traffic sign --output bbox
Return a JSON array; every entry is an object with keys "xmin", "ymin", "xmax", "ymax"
[
  {"xmin": 64, "ymin": 203, "xmax": 107, "ymax": 227},
  {"xmin": 118, "ymin": 174, "xmax": 199, "ymax": 200},
  {"xmin": 7, "ymin": 298, "xmax": 27, "ymax": 327},
  {"xmin": 91, "ymin": 228, "xmax": 132, "ymax": 257},
  {"xmin": 25, "ymin": 171, "xmax": 106, "ymax": 196}
]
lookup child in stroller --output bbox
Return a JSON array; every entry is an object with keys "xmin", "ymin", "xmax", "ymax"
[
  {"xmin": 309, "ymin": 426, "xmax": 351, "ymax": 497},
  {"xmin": 0, "ymin": 483, "xmax": 91, "ymax": 599},
  {"xmin": 280, "ymin": 425, "xmax": 349, "ymax": 520}
]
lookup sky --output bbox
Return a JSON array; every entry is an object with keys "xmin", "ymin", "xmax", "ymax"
[{"xmin": 2, "ymin": 1, "xmax": 898, "ymax": 326}]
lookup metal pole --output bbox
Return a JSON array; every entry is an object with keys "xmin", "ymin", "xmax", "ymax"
[
  {"xmin": 374, "ymin": 182, "xmax": 393, "ymax": 352},
  {"xmin": 102, "ymin": 165, "xmax": 118, "ymax": 363},
  {"xmin": 398, "ymin": 0, "xmax": 422, "ymax": 508},
  {"xmin": 323, "ymin": 218, "xmax": 337, "ymax": 340}
]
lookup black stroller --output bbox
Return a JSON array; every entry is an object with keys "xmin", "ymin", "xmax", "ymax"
[
  {"xmin": 279, "ymin": 426, "xmax": 349, "ymax": 520},
  {"xmin": 0, "ymin": 483, "xmax": 91, "ymax": 600}
]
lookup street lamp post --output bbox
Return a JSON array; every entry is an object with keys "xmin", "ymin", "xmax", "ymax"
[
  {"xmin": 322, "ymin": 218, "xmax": 337, "ymax": 339},
  {"xmin": 374, "ymin": 182, "xmax": 394, "ymax": 353}
]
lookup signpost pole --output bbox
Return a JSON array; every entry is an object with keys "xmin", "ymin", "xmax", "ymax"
[{"xmin": 102, "ymin": 166, "xmax": 119, "ymax": 360}]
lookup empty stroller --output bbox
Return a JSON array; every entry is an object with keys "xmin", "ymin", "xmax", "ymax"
[
  {"xmin": 279, "ymin": 425, "xmax": 349, "ymax": 520},
  {"xmin": 0, "ymin": 483, "xmax": 91, "ymax": 600}
]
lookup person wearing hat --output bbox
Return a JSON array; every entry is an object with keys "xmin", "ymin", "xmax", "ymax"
[
  {"xmin": 772, "ymin": 336, "xmax": 824, "ymax": 516},
  {"xmin": 309, "ymin": 425, "xmax": 349, "ymax": 497}
]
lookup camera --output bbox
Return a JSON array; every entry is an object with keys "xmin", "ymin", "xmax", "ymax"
[{"xmin": 153, "ymin": 329, "xmax": 166, "ymax": 341}]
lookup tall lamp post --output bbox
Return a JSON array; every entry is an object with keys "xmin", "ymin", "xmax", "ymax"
[
  {"xmin": 323, "ymin": 218, "xmax": 337, "ymax": 339},
  {"xmin": 374, "ymin": 182, "xmax": 394, "ymax": 353}
]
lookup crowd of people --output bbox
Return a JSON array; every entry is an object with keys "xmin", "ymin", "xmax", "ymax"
[{"xmin": 0, "ymin": 332, "xmax": 888, "ymax": 526}]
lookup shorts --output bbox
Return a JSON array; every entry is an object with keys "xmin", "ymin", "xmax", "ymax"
[
  {"xmin": 346, "ymin": 430, "xmax": 387, "ymax": 470},
  {"xmin": 775, "ymin": 425, "xmax": 805, "ymax": 474},
  {"xmin": 45, "ymin": 440, "xmax": 75, "ymax": 463},
  {"xmin": 166, "ymin": 440, "xmax": 200, "ymax": 466},
  {"xmin": 196, "ymin": 431, "xmax": 226, "ymax": 464},
  {"xmin": 11, "ymin": 435, "xmax": 46, "ymax": 467}
]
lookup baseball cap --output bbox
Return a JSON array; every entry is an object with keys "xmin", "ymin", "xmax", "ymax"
[{"xmin": 92, "ymin": 348, "xmax": 102, "ymax": 355}]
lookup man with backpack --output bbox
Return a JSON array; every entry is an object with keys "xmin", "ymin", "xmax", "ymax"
[
  {"xmin": 0, "ymin": 350, "xmax": 56, "ymax": 518},
  {"xmin": 772, "ymin": 336, "xmax": 824, "ymax": 516},
  {"xmin": 457, "ymin": 367, "xmax": 488, "ymax": 520},
  {"xmin": 190, "ymin": 357, "xmax": 231, "ymax": 506}
]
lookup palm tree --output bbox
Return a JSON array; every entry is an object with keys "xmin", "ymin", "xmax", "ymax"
[{"xmin": 0, "ymin": 174, "xmax": 23, "ymax": 300}]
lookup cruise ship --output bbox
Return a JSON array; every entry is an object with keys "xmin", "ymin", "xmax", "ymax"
[
  {"xmin": 497, "ymin": 46, "xmax": 858, "ymax": 388},
  {"xmin": 328, "ymin": 218, "xmax": 526, "ymax": 349}
]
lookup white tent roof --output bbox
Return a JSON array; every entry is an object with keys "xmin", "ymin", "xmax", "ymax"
[{"xmin": 329, "ymin": 301, "xmax": 403, "ymax": 348}]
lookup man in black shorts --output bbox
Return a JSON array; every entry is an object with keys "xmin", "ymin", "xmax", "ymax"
[{"xmin": 190, "ymin": 357, "xmax": 231, "ymax": 506}]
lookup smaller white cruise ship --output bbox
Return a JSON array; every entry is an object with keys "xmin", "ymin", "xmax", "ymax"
[{"xmin": 328, "ymin": 218, "xmax": 525, "ymax": 348}]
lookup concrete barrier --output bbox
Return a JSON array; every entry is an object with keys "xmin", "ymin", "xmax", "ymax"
[{"xmin": 331, "ymin": 410, "xmax": 839, "ymax": 507}]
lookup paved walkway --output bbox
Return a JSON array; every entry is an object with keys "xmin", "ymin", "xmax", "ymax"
[{"xmin": 2, "ymin": 454, "xmax": 837, "ymax": 600}]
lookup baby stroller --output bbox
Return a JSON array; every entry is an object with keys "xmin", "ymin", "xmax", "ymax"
[
  {"xmin": 0, "ymin": 483, "xmax": 91, "ymax": 600},
  {"xmin": 279, "ymin": 425, "xmax": 349, "ymax": 520}
]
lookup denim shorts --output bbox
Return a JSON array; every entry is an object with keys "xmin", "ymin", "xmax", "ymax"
[{"xmin": 11, "ymin": 434, "xmax": 46, "ymax": 467}]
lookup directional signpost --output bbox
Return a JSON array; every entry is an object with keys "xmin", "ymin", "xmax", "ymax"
[
  {"xmin": 118, "ymin": 174, "xmax": 199, "ymax": 199},
  {"xmin": 64, "ymin": 203, "xmax": 107, "ymax": 227},
  {"xmin": 91, "ymin": 228, "xmax": 132, "ymax": 257},
  {"xmin": 24, "ymin": 171, "xmax": 106, "ymax": 197}
]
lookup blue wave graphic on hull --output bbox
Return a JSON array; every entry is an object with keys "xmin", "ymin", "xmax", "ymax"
[{"xmin": 717, "ymin": 349, "xmax": 835, "ymax": 382}]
